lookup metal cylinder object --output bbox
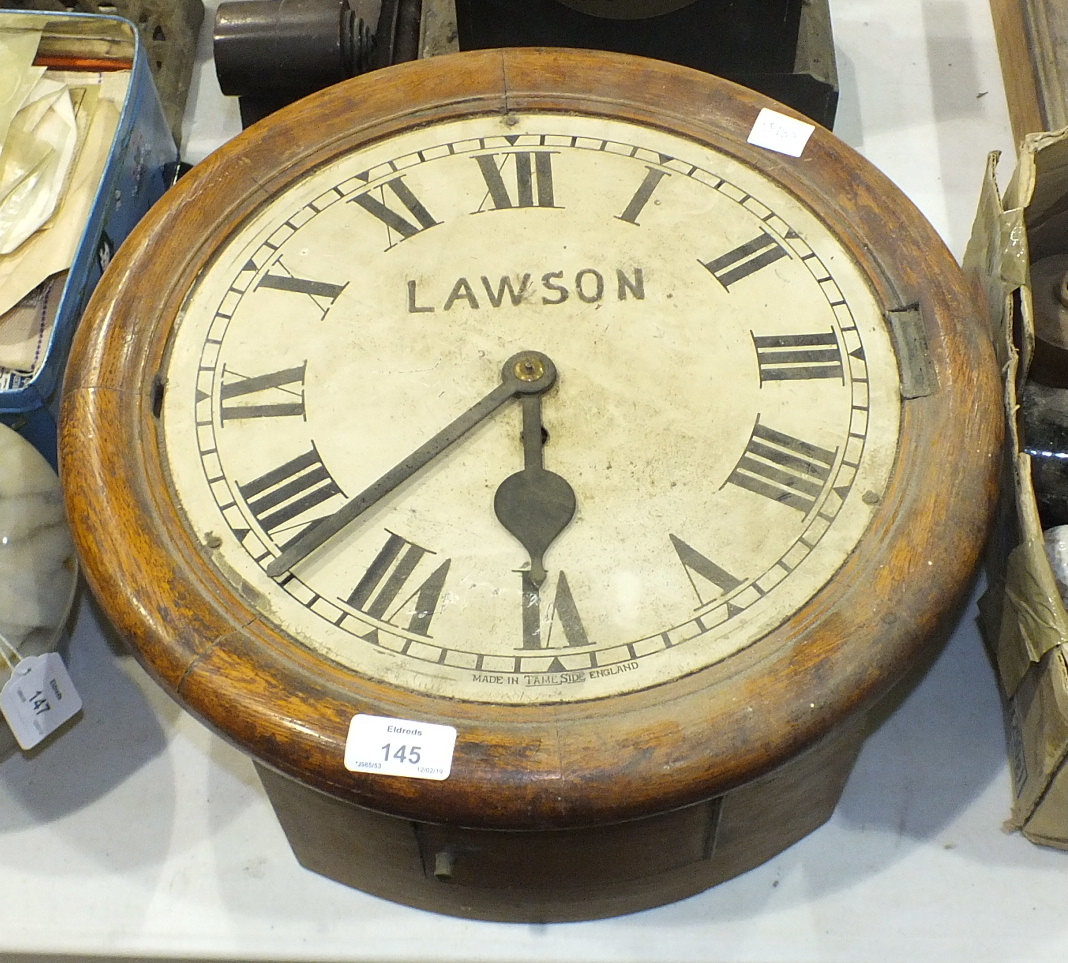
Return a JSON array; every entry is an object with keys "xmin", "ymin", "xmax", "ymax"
[
  {"xmin": 1021, "ymin": 380, "xmax": 1068, "ymax": 529},
  {"xmin": 1030, "ymin": 253, "xmax": 1068, "ymax": 389},
  {"xmin": 1021, "ymin": 255, "xmax": 1068, "ymax": 529},
  {"xmin": 214, "ymin": 0, "xmax": 379, "ymax": 97}
]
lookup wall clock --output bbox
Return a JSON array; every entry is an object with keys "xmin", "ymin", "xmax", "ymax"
[{"xmin": 61, "ymin": 48, "xmax": 1001, "ymax": 922}]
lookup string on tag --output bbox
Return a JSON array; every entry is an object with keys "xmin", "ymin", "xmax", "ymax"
[{"xmin": 0, "ymin": 630, "xmax": 22, "ymax": 674}]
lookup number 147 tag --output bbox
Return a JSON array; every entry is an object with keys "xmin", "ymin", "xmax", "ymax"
[
  {"xmin": 1, "ymin": 653, "xmax": 82, "ymax": 750},
  {"xmin": 344, "ymin": 713, "xmax": 457, "ymax": 781}
]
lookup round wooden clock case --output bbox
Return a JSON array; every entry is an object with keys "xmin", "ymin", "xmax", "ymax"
[{"xmin": 61, "ymin": 49, "xmax": 1001, "ymax": 921}]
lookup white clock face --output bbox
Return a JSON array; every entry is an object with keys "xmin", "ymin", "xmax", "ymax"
[{"xmin": 160, "ymin": 112, "xmax": 902, "ymax": 704}]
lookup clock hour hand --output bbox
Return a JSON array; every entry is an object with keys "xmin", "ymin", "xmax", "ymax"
[
  {"xmin": 265, "ymin": 351, "xmax": 558, "ymax": 577},
  {"xmin": 493, "ymin": 369, "xmax": 577, "ymax": 587}
]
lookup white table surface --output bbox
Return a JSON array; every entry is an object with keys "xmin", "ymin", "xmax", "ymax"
[{"xmin": 3, "ymin": 1, "xmax": 1066, "ymax": 961}]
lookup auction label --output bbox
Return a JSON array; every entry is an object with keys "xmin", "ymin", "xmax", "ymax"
[
  {"xmin": 344, "ymin": 713, "xmax": 457, "ymax": 780},
  {"xmin": 747, "ymin": 107, "xmax": 815, "ymax": 157},
  {"xmin": 0, "ymin": 653, "xmax": 82, "ymax": 750}
]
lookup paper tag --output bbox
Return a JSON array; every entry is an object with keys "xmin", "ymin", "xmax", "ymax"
[
  {"xmin": 344, "ymin": 713, "xmax": 457, "ymax": 781},
  {"xmin": 1, "ymin": 653, "xmax": 82, "ymax": 750},
  {"xmin": 747, "ymin": 107, "xmax": 816, "ymax": 157}
]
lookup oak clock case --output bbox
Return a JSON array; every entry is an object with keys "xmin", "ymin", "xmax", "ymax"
[{"xmin": 61, "ymin": 49, "xmax": 1001, "ymax": 921}]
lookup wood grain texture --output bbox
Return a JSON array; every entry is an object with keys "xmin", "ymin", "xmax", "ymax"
[
  {"xmin": 61, "ymin": 47, "xmax": 1002, "ymax": 856},
  {"xmin": 256, "ymin": 713, "xmax": 864, "ymax": 921},
  {"xmin": 990, "ymin": 0, "xmax": 1068, "ymax": 142}
]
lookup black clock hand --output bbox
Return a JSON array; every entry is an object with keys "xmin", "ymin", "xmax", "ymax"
[
  {"xmin": 265, "ymin": 351, "xmax": 557, "ymax": 577},
  {"xmin": 493, "ymin": 374, "xmax": 577, "ymax": 587}
]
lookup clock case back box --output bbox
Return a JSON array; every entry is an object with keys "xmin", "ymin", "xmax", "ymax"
[
  {"xmin": 0, "ymin": 9, "xmax": 177, "ymax": 468},
  {"xmin": 967, "ymin": 124, "xmax": 1068, "ymax": 850}
]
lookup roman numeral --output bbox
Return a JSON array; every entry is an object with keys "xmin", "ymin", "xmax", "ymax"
[
  {"xmin": 617, "ymin": 167, "xmax": 669, "ymax": 225},
  {"xmin": 520, "ymin": 570, "xmax": 592, "ymax": 651},
  {"xmin": 351, "ymin": 176, "xmax": 441, "ymax": 248},
  {"xmin": 473, "ymin": 151, "xmax": 558, "ymax": 211},
  {"xmin": 701, "ymin": 232, "xmax": 788, "ymax": 289},
  {"xmin": 344, "ymin": 531, "xmax": 450, "ymax": 636},
  {"xmin": 256, "ymin": 265, "xmax": 347, "ymax": 316},
  {"xmin": 669, "ymin": 534, "xmax": 742, "ymax": 606},
  {"xmin": 238, "ymin": 446, "xmax": 343, "ymax": 544},
  {"xmin": 219, "ymin": 363, "xmax": 307, "ymax": 422},
  {"xmin": 727, "ymin": 421, "xmax": 837, "ymax": 513},
  {"xmin": 752, "ymin": 330, "xmax": 844, "ymax": 383}
]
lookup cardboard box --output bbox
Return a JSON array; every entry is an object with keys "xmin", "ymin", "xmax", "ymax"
[
  {"xmin": 965, "ymin": 125, "xmax": 1068, "ymax": 849},
  {"xmin": 0, "ymin": 9, "xmax": 177, "ymax": 467}
]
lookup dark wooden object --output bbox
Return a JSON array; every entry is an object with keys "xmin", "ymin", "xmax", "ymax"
[
  {"xmin": 256, "ymin": 717, "xmax": 865, "ymax": 921},
  {"xmin": 61, "ymin": 49, "xmax": 1002, "ymax": 920},
  {"xmin": 989, "ymin": 0, "xmax": 1067, "ymax": 141}
]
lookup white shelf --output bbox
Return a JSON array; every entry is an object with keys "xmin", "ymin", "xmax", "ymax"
[{"xmin": 3, "ymin": 2, "xmax": 1065, "ymax": 961}]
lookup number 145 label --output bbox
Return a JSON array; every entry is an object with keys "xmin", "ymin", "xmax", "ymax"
[{"xmin": 344, "ymin": 713, "xmax": 457, "ymax": 781}]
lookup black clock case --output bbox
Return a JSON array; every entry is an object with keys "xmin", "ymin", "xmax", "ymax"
[{"xmin": 453, "ymin": 0, "xmax": 839, "ymax": 128}]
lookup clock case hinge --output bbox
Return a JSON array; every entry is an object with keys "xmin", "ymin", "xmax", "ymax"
[{"xmin": 887, "ymin": 304, "xmax": 939, "ymax": 399}]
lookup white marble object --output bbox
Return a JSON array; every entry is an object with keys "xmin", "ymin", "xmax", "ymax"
[{"xmin": 0, "ymin": 423, "xmax": 78, "ymax": 753}]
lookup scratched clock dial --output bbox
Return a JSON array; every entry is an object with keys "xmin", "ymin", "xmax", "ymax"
[{"xmin": 160, "ymin": 113, "xmax": 902, "ymax": 704}]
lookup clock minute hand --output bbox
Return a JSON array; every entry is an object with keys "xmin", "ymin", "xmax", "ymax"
[{"xmin": 265, "ymin": 351, "xmax": 558, "ymax": 577}]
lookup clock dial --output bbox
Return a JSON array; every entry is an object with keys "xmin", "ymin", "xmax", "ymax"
[{"xmin": 158, "ymin": 114, "xmax": 901, "ymax": 704}]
